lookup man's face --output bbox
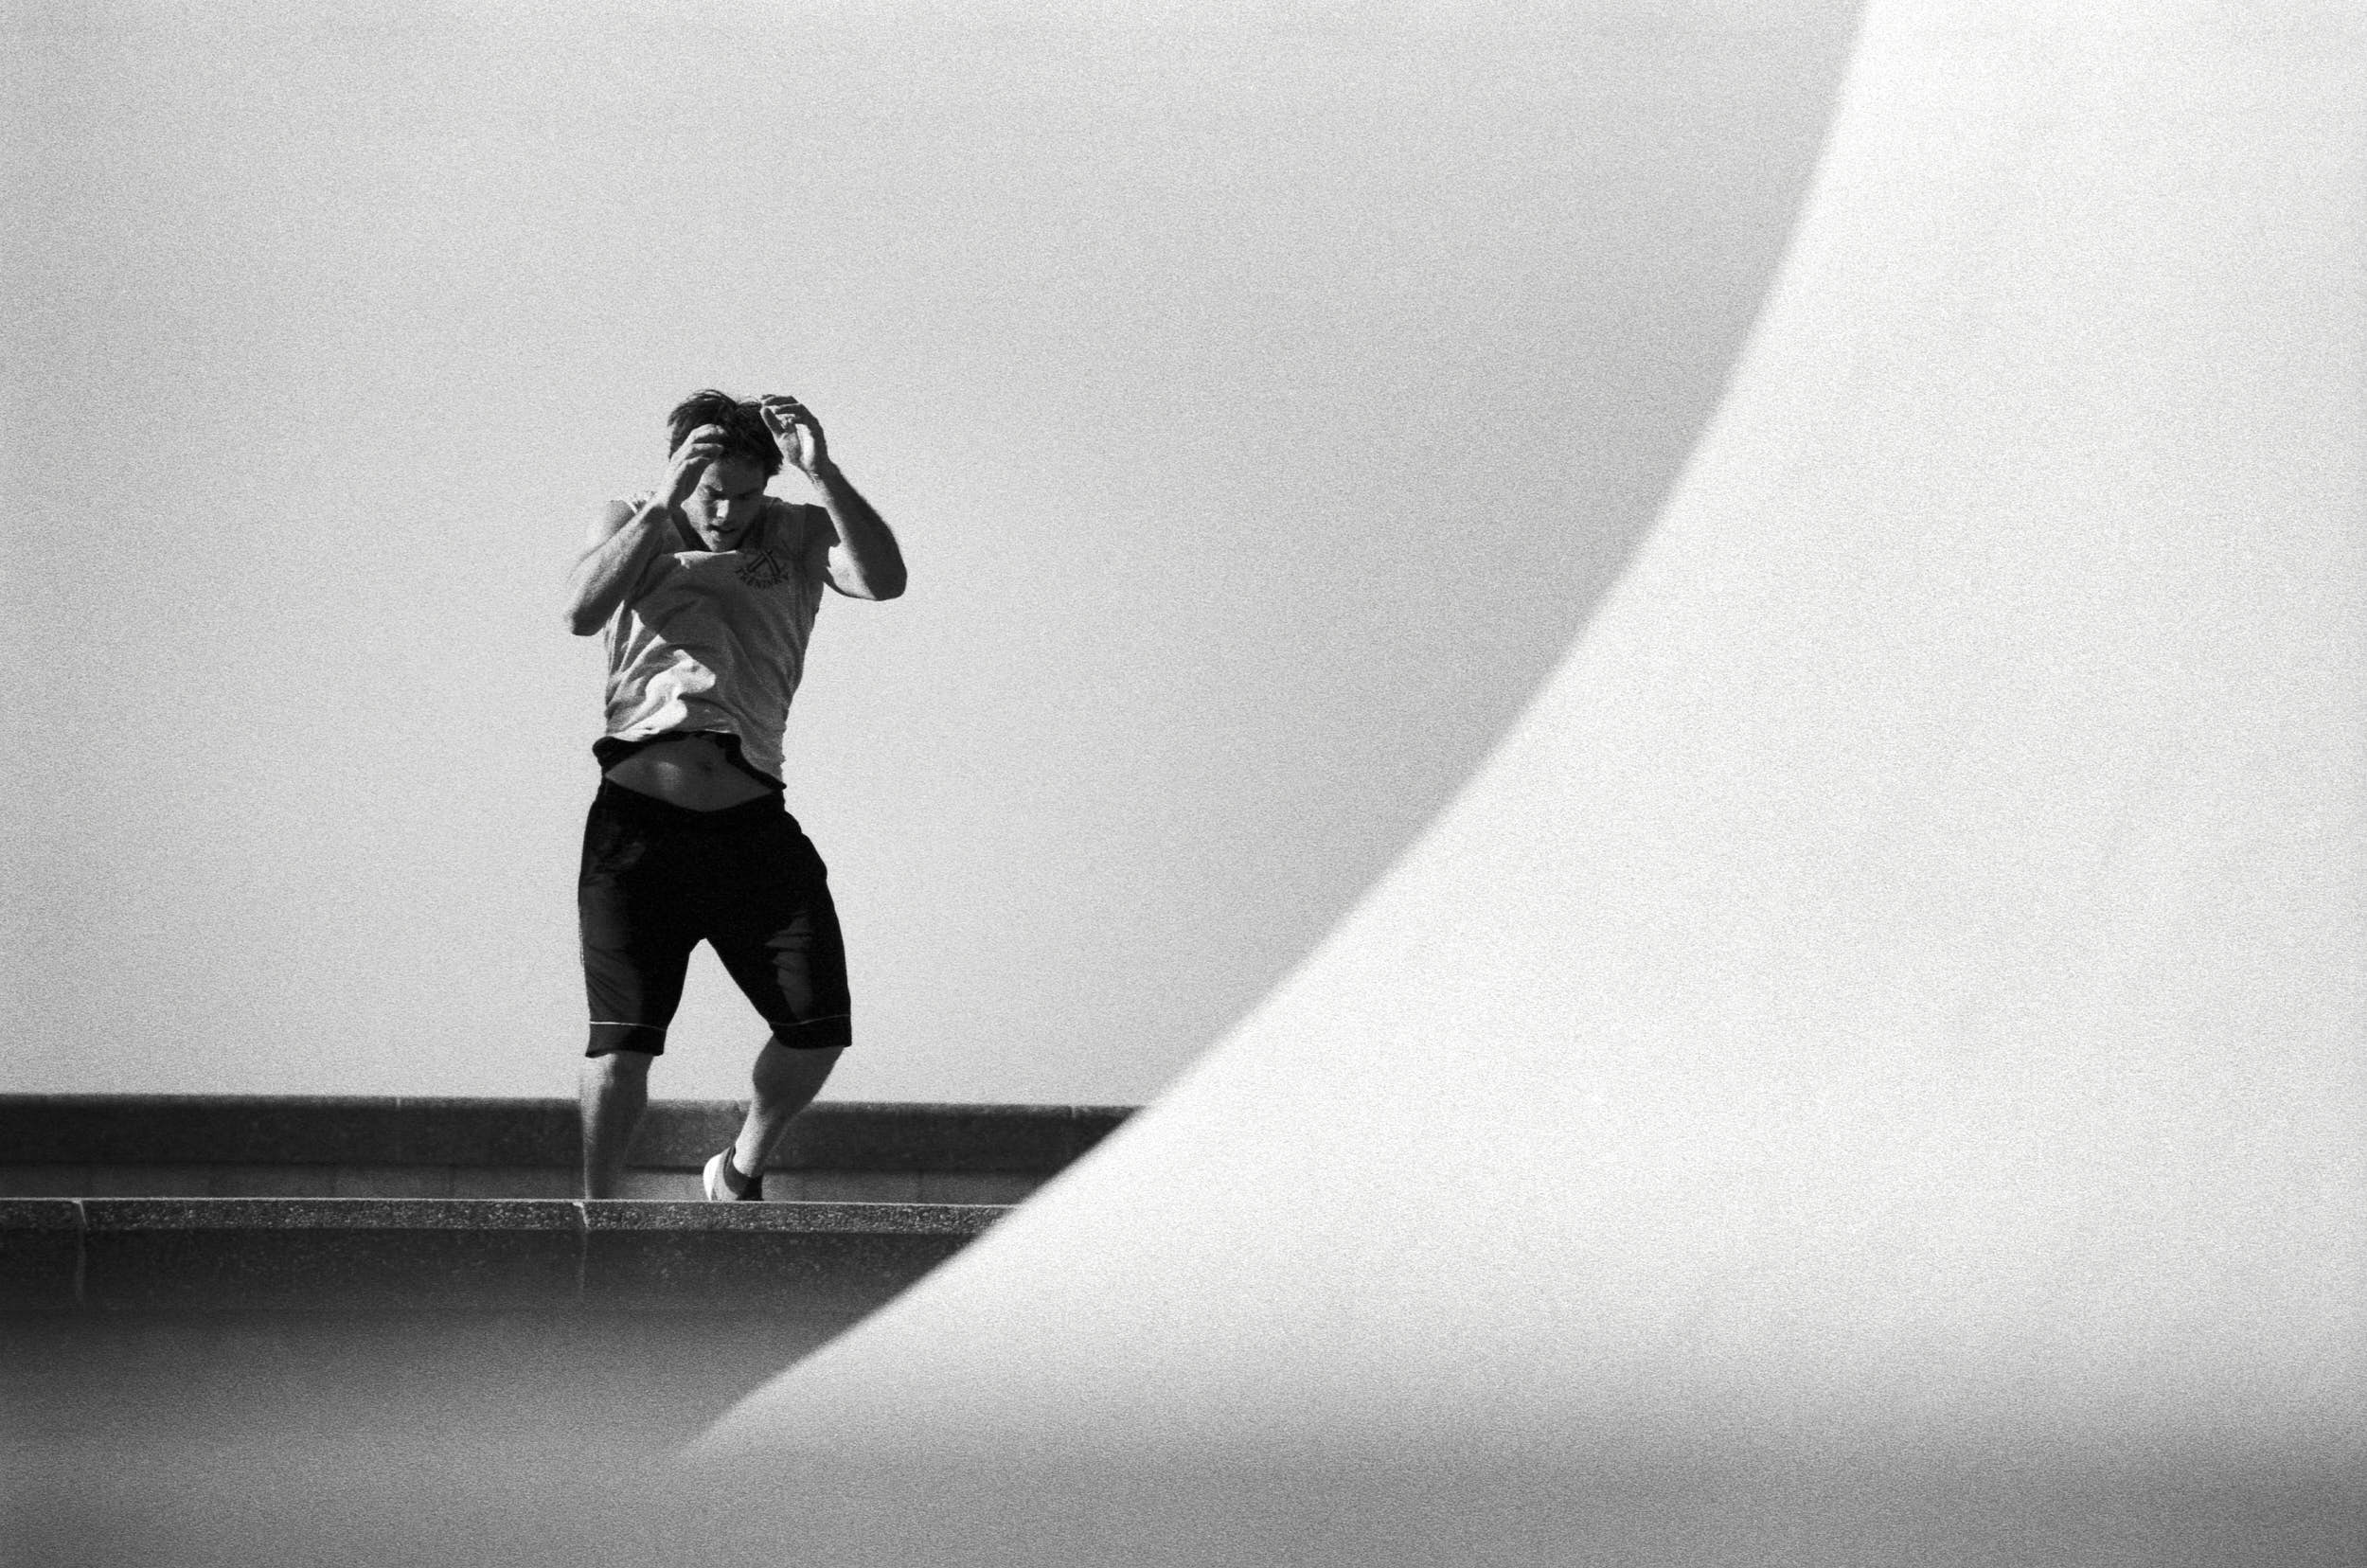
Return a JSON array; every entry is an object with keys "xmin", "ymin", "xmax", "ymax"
[{"xmin": 683, "ymin": 456, "xmax": 770, "ymax": 550}]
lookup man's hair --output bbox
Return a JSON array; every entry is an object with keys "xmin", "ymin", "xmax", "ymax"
[{"xmin": 666, "ymin": 389, "xmax": 783, "ymax": 477}]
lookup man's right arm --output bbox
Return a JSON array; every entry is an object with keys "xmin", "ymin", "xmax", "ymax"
[
  {"xmin": 564, "ymin": 498, "xmax": 680, "ymax": 637},
  {"xmin": 565, "ymin": 421, "xmax": 726, "ymax": 636}
]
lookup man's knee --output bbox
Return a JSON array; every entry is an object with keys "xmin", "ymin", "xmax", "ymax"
[{"xmin": 584, "ymin": 1047, "xmax": 656, "ymax": 1083}]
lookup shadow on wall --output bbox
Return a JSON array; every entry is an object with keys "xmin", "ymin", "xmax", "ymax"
[{"xmin": 0, "ymin": 1312, "xmax": 810, "ymax": 1568}]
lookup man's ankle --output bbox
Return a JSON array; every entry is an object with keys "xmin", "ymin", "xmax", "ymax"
[{"xmin": 709, "ymin": 1147, "xmax": 763, "ymax": 1201}]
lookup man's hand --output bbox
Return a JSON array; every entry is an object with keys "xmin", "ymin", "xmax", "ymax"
[
  {"xmin": 758, "ymin": 395, "xmax": 828, "ymax": 478},
  {"xmin": 661, "ymin": 423, "xmax": 730, "ymax": 508},
  {"xmin": 755, "ymin": 393, "xmax": 906, "ymax": 599}
]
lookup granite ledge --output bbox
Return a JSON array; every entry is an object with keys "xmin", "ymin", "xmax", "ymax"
[
  {"xmin": 582, "ymin": 1200, "xmax": 1003, "ymax": 1236},
  {"xmin": 81, "ymin": 1197, "xmax": 579, "ymax": 1232},
  {"xmin": 5, "ymin": 1196, "xmax": 1006, "ymax": 1312}
]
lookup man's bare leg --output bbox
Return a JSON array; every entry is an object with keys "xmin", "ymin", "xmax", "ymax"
[
  {"xmin": 729, "ymin": 1038, "xmax": 843, "ymax": 1187},
  {"xmin": 580, "ymin": 1049, "xmax": 654, "ymax": 1199}
]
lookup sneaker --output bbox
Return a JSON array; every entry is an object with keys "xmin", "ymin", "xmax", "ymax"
[{"xmin": 703, "ymin": 1148, "xmax": 762, "ymax": 1202}]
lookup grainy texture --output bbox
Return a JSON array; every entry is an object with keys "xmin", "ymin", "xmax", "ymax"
[
  {"xmin": 80, "ymin": 1199, "xmax": 584, "ymax": 1311},
  {"xmin": 0, "ymin": 1200, "xmax": 81, "ymax": 1310}
]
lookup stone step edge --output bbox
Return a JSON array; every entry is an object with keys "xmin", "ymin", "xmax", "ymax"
[
  {"xmin": 0, "ymin": 1096, "xmax": 1136, "ymax": 1172},
  {"xmin": 0, "ymin": 1196, "xmax": 1006, "ymax": 1314}
]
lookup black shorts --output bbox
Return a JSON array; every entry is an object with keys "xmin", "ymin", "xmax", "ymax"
[{"xmin": 578, "ymin": 781, "xmax": 852, "ymax": 1057}]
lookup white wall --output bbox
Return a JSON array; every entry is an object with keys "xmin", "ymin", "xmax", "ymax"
[{"xmin": 703, "ymin": 1, "xmax": 2364, "ymax": 1559}]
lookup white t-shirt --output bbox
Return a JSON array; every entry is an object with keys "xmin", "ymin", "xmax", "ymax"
[{"xmin": 598, "ymin": 495, "xmax": 828, "ymax": 785}]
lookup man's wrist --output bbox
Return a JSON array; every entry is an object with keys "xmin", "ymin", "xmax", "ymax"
[{"xmin": 802, "ymin": 457, "xmax": 842, "ymax": 490}]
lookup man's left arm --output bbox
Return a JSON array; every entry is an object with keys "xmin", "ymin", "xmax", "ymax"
[
  {"xmin": 760, "ymin": 394, "xmax": 907, "ymax": 601},
  {"xmin": 808, "ymin": 460, "xmax": 907, "ymax": 601}
]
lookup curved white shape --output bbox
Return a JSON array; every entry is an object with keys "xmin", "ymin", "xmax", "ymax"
[{"xmin": 701, "ymin": 0, "xmax": 2364, "ymax": 1552}]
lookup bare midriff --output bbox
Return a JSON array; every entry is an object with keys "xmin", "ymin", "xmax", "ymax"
[{"xmin": 601, "ymin": 733, "xmax": 773, "ymax": 811}]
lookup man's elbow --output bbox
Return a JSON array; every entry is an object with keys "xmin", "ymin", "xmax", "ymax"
[{"xmin": 839, "ymin": 565, "xmax": 906, "ymax": 601}]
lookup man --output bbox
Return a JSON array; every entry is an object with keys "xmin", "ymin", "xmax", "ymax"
[{"xmin": 563, "ymin": 389, "xmax": 906, "ymax": 1200}]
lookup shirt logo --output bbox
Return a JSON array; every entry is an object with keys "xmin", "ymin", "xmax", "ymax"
[{"xmin": 735, "ymin": 548, "xmax": 795, "ymax": 589}]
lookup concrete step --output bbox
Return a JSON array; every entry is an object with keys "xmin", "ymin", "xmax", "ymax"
[
  {"xmin": 0, "ymin": 1096, "xmax": 1133, "ymax": 1313},
  {"xmin": 0, "ymin": 1095, "xmax": 1133, "ymax": 1203},
  {"xmin": 2, "ymin": 1196, "xmax": 1000, "ymax": 1314}
]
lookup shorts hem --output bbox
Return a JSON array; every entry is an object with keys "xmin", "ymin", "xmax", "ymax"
[
  {"xmin": 587, "ymin": 1023, "xmax": 668, "ymax": 1058},
  {"xmin": 767, "ymin": 1015, "xmax": 852, "ymax": 1050}
]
